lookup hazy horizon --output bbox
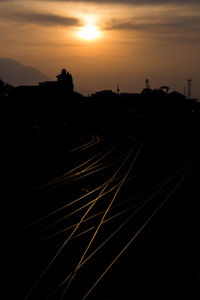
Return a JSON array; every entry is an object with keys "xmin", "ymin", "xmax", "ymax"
[{"xmin": 0, "ymin": 0, "xmax": 200, "ymax": 97}]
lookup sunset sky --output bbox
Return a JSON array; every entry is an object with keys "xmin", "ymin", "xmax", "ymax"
[{"xmin": 0, "ymin": 0, "xmax": 200, "ymax": 97}]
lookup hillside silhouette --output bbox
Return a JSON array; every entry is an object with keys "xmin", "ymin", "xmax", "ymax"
[
  {"xmin": 5, "ymin": 68, "xmax": 200, "ymax": 300},
  {"xmin": 0, "ymin": 58, "xmax": 51, "ymax": 86}
]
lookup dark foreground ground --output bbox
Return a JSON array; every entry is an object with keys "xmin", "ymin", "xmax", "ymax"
[{"xmin": 6, "ymin": 102, "xmax": 200, "ymax": 300}]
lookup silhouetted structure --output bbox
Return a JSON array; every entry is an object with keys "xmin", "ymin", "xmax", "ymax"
[
  {"xmin": 160, "ymin": 86, "xmax": 170, "ymax": 93},
  {"xmin": 39, "ymin": 68, "xmax": 74, "ymax": 93},
  {"xmin": 11, "ymin": 67, "xmax": 75, "ymax": 110},
  {"xmin": 145, "ymin": 78, "xmax": 150, "ymax": 89},
  {"xmin": 56, "ymin": 69, "xmax": 71, "ymax": 82},
  {"xmin": 142, "ymin": 79, "xmax": 152, "ymax": 95},
  {"xmin": 91, "ymin": 90, "xmax": 117, "ymax": 98},
  {"xmin": 5, "ymin": 67, "xmax": 200, "ymax": 143}
]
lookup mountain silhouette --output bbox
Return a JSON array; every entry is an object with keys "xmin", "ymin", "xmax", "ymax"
[{"xmin": 0, "ymin": 58, "xmax": 51, "ymax": 86}]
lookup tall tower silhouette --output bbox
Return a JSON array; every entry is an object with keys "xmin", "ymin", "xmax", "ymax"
[{"xmin": 145, "ymin": 79, "xmax": 150, "ymax": 89}]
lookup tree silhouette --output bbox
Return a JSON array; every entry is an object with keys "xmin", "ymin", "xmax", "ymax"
[{"xmin": 0, "ymin": 79, "xmax": 13, "ymax": 96}]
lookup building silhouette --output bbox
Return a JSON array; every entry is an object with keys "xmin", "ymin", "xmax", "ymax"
[{"xmin": 39, "ymin": 68, "xmax": 74, "ymax": 93}]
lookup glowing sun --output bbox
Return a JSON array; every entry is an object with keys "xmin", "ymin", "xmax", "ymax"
[{"xmin": 78, "ymin": 24, "xmax": 100, "ymax": 40}]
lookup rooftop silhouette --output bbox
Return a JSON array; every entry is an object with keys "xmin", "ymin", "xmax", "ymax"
[{"xmin": 39, "ymin": 68, "xmax": 74, "ymax": 92}]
